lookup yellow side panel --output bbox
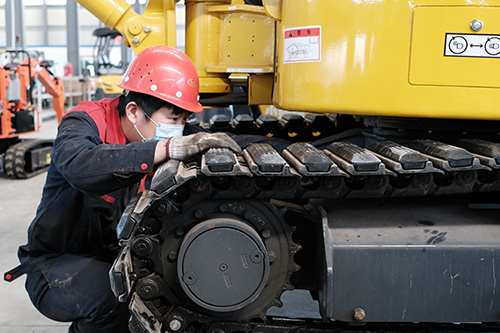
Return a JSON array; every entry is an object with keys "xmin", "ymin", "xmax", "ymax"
[
  {"xmin": 410, "ymin": 6, "xmax": 500, "ymax": 88},
  {"xmin": 274, "ymin": 0, "xmax": 500, "ymax": 120}
]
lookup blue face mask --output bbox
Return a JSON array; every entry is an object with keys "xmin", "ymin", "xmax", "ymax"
[{"xmin": 134, "ymin": 112, "xmax": 185, "ymax": 142}]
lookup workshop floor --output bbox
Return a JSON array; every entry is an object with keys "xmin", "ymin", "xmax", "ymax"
[
  {"xmin": 0, "ymin": 113, "xmax": 69, "ymax": 332},
  {"xmin": 0, "ymin": 111, "xmax": 320, "ymax": 333}
]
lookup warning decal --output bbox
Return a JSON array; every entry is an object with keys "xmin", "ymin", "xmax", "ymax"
[{"xmin": 283, "ymin": 26, "xmax": 321, "ymax": 63}]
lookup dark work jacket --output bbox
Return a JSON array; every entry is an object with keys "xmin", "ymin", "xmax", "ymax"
[{"xmin": 18, "ymin": 97, "xmax": 160, "ymax": 265}]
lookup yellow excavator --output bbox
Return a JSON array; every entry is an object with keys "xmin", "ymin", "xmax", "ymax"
[
  {"xmin": 91, "ymin": 27, "xmax": 125, "ymax": 100},
  {"xmin": 75, "ymin": 0, "xmax": 500, "ymax": 332}
]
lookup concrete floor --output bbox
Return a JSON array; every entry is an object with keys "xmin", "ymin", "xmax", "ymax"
[
  {"xmin": 0, "ymin": 112, "xmax": 320, "ymax": 332},
  {"xmin": 0, "ymin": 115, "xmax": 69, "ymax": 332}
]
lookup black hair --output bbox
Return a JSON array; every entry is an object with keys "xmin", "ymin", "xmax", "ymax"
[{"xmin": 117, "ymin": 90, "xmax": 189, "ymax": 118}]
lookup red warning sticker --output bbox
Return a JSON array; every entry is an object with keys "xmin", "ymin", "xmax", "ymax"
[{"xmin": 283, "ymin": 26, "xmax": 321, "ymax": 63}]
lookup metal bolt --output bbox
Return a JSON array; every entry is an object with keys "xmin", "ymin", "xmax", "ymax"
[
  {"xmin": 175, "ymin": 228, "xmax": 185, "ymax": 237},
  {"xmin": 268, "ymin": 251, "xmax": 276, "ymax": 263},
  {"xmin": 138, "ymin": 278, "xmax": 160, "ymax": 300},
  {"xmin": 194, "ymin": 209, "xmax": 204, "ymax": 218},
  {"xmin": 168, "ymin": 251, "xmax": 177, "ymax": 261},
  {"xmin": 470, "ymin": 19, "xmax": 483, "ymax": 32},
  {"xmin": 133, "ymin": 36, "xmax": 140, "ymax": 44},
  {"xmin": 261, "ymin": 229, "xmax": 271, "ymax": 239},
  {"xmin": 353, "ymin": 307, "xmax": 366, "ymax": 321},
  {"xmin": 132, "ymin": 238, "xmax": 153, "ymax": 257},
  {"xmin": 143, "ymin": 25, "xmax": 151, "ymax": 33},
  {"xmin": 169, "ymin": 319, "xmax": 182, "ymax": 331},
  {"xmin": 153, "ymin": 201, "xmax": 170, "ymax": 216}
]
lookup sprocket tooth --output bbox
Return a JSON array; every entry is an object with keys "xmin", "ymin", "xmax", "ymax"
[
  {"xmin": 293, "ymin": 263, "xmax": 301, "ymax": 273},
  {"xmin": 282, "ymin": 282, "xmax": 295, "ymax": 291},
  {"xmin": 289, "ymin": 243, "xmax": 302, "ymax": 254}
]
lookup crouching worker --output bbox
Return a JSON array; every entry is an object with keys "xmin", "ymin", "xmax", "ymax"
[{"xmin": 5, "ymin": 46, "xmax": 241, "ymax": 332}]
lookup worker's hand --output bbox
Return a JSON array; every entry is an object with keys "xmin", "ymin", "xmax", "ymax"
[{"xmin": 166, "ymin": 132, "xmax": 242, "ymax": 161}]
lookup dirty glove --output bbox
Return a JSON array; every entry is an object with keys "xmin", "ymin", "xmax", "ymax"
[{"xmin": 166, "ymin": 132, "xmax": 242, "ymax": 161}]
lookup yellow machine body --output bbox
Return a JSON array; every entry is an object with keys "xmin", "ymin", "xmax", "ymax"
[
  {"xmin": 95, "ymin": 74, "xmax": 124, "ymax": 97},
  {"xmin": 76, "ymin": 0, "xmax": 500, "ymax": 120},
  {"xmin": 273, "ymin": 0, "xmax": 500, "ymax": 120},
  {"xmin": 184, "ymin": 0, "xmax": 275, "ymax": 93}
]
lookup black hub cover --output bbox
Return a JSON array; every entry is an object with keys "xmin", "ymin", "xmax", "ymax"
[{"xmin": 177, "ymin": 218, "xmax": 269, "ymax": 312}]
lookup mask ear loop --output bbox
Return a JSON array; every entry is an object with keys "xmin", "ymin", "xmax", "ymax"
[
  {"xmin": 143, "ymin": 111, "xmax": 160, "ymax": 128},
  {"xmin": 134, "ymin": 124, "xmax": 147, "ymax": 142}
]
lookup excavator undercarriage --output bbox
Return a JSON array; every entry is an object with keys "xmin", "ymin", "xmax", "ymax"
[{"xmin": 110, "ymin": 123, "xmax": 500, "ymax": 332}]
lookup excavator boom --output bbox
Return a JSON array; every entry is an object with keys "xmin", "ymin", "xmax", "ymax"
[{"xmin": 27, "ymin": 60, "xmax": 66, "ymax": 122}]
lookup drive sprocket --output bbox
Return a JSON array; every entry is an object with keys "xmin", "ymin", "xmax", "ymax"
[{"xmin": 128, "ymin": 194, "xmax": 300, "ymax": 328}]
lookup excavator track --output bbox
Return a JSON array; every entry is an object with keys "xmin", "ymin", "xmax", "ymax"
[
  {"xmin": 111, "ymin": 135, "xmax": 500, "ymax": 333},
  {"xmin": 3, "ymin": 139, "xmax": 53, "ymax": 179},
  {"xmin": 127, "ymin": 312, "xmax": 500, "ymax": 333}
]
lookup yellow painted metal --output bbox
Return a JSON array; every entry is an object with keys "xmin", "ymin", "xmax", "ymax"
[
  {"xmin": 410, "ymin": 6, "xmax": 500, "ymax": 88},
  {"xmin": 205, "ymin": 5, "xmax": 274, "ymax": 73},
  {"xmin": 273, "ymin": 0, "xmax": 500, "ymax": 120},
  {"xmin": 185, "ymin": 0, "xmax": 274, "ymax": 94},
  {"xmin": 248, "ymin": 74, "xmax": 273, "ymax": 105},
  {"xmin": 263, "ymin": 0, "xmax": 281, "ymax": 21},
  {"xmin": 74, "ymin": 0, "xmax": 130, "ymax": 28},
  {"xmin": 185, "ymin": 0, "xmax": 232, "ymax": 94},
  {"xmin": 76, "ymin": 0, "xmax": 177, "ymax": 53},
  {"xmin": 96, "ymin": 75, "xmax": 124, "ymax": 96}
]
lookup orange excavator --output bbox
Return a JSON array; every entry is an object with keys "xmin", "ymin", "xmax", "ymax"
[{"xmin": 0, "ymin": 50, "xmax": 65, "ymax": 178}]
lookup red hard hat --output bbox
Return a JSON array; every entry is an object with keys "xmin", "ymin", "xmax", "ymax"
[{"xmin": 117, "ymin": 45, "xmax": 203, "ymax": 113}]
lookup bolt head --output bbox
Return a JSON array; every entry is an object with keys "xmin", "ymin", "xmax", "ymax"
[
  {"xmin": 261, "ymin": 229, "xmax": 271, "ymax": 239},
  {"xmin": 470, "ymin": 19, "xmax": 483, "ymax": 32},
  {"xmin": 268, "ymin": 251, "xmax": 276, "ymax": 263},
  {"xmin": 169, "ymin": 319, "xmax": 182, "ymax": 331},
  {"xmin": 175, "ymin": 228, "xmax": 185, "ymax": 237},
  {"xmin": 353, "ymin": 307, "xmax": 366, "ymax": 321},
  {"xmin": 133, "ymin": 36, "xmax": 140, "ymax": 43}
]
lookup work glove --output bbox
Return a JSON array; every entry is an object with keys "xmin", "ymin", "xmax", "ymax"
[{"xmin": 166, "ymin": 132, "xmax": 242, "ymax": 161}]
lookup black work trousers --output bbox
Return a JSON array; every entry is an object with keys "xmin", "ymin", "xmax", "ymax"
[{"xmin": 25, "ymin": 253, "xmax": 130, "ymax": 333}]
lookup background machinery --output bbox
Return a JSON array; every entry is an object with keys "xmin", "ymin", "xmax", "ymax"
[
  {"xmin": 0, "ymin": 50, "xmax": 65, "ymax": 178},
  {"xmin": 75, "ymin": 0, "xmax": 500, "ymax": 331},
  {"xmin": 91, "ymin": 27, "xmax": 126, "ymax": 100}
]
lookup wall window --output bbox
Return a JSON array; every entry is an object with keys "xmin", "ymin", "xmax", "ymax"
[
  {"xmin": 46, "ymin": 0, "xmax": 67, "ymax": 5},
  {"xmin": 22, "ymin": 0, "xmax": 67, "ymax": 4},
  {"xmin": 24, "ymin": 0, "xmax": 44, "ymax": 5}
]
